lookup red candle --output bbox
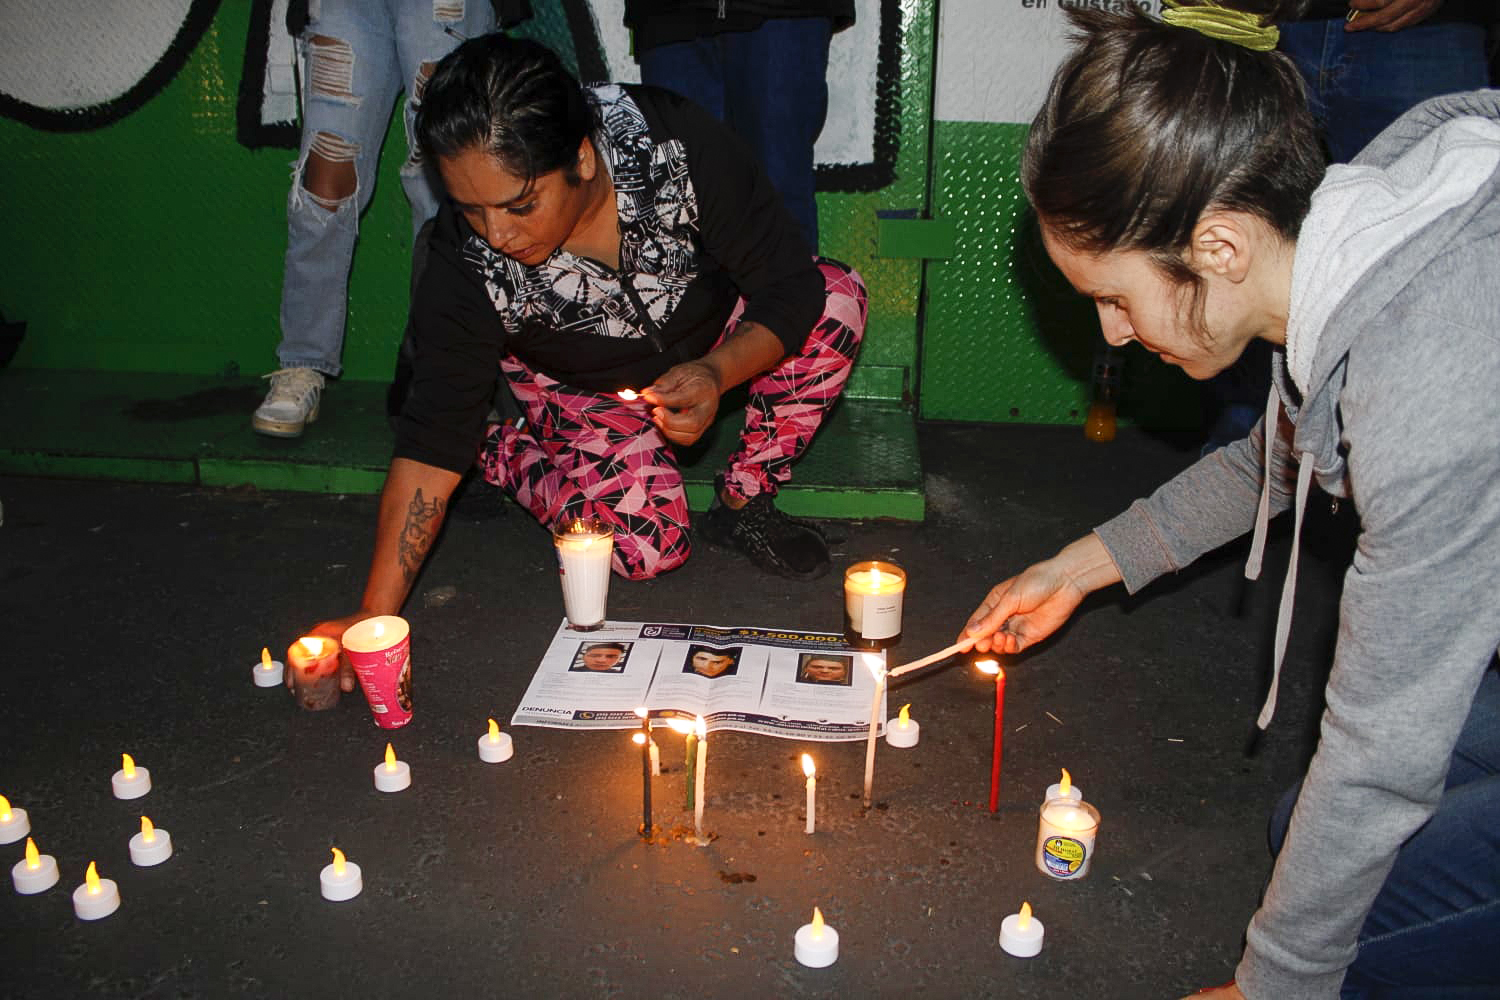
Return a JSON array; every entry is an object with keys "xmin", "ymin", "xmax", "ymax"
[{"xmin": 976, "ymin": 660, "xmax": 1006, "ymax": 811}]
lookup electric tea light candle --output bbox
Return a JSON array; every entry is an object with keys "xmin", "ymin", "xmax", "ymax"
[
  {"xmin": 0, "ymin": 794, "xmax": 30, "ymax": 844},
  {"xmin": 885, "ymin": 703, "xmax": 920, "ymax": 748},
  {"xmin": 320, "ymin": 847, "xmax": 362, "ymax": 901},
  {"xmin": 478, "ymin": 718, "xmax": 514, "ymax": 763},
  {"xmin": 999, "ymin": 901, "xmax": 1045, "ymax": 957},
  {"xmin": 111, "ymin": 753, "xmax": 150, "ymax": 800},
  {"xmin": 72, "ymin": 861, "xmax": 120, "ymax": 920},
  {"xmin": 373, "ymin": 743, "xmax": 410, "ymax": 793},
  {"xmin": 11, "ymin": 837, "xmax": 59, "ymax": 894},
  {"xmin": 129, "ymin": 815, "xmax": 173, "ymax": 866},
  {"xmin": 794, "ymin": 907, "xmax": 839, "ymax": 967},
  {"xmin": 253, "ymin": 646, "xmax": 284, "ymax": 687}
]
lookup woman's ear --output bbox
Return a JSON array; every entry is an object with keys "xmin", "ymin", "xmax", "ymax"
[
  {"xmin": 1190, "ymin": 211, "xmax": 1257, "ymax": 284},
  {"xmin": 575, "ymin": 137, "xmax": 598, "ymax": 182}
]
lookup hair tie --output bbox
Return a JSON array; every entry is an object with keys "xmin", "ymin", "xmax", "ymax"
[{"xmin": 1160, "ymin": 0, "xmax": 1279, "ymax": 52}]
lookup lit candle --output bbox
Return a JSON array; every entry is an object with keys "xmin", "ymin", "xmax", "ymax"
[
  {"xmin": 72, "ymin": 861, "xmax": 120, "ymax": 920},
  {"xmin": 975, "ymin": 659, "xmax": 1006, "ymax": 812},
  {"xmin": 999, "ymin": 901, "xmax": 1045, "ymax": 957},
  {"xmin": 552, "ymin": 520, "xmax": 614, "ymax": 631},
  {"xmin": 886, "ymin": 636, "xmax": 976, "ymax": 678},
  {"xmin": 861, "ymin": 653, "xmax": 885, "ymax": 809},
  {"xmin": 253, "ymin": 646, "xmax": 284, "ymax": 688},
  {"xmin": 320, "ymin": 847, "xmax": 362, "ymax": 901},
  {"xmin": 128, "ymin": 815, "xmax": 173, "ymax": 867},
  {"xmin": 793, "ymin": 906, "xmax": 839, "ymax": 967},
  {"xmin": 616, "ymin": 388, "xmax": 641, "ymax": 402},
  {"xmin": 802, "ymin": 754, "xmax": 817, "ymax": 834},
  {"xmin": 670, "ymin": 717, "xmax": 697, "ymax": 810},
  {"xmin": 287, "ymin": 635, "xmax": 342, "ymax": 712},
  {"xmin": 0, "ymin": 794, "xmax": 30, "ymax": 844},
  {"xmin": 632, "ymin": 708, "xmax": 653, "ymax": 840},
  {"xmin": 111, "ymin": 753, "xmax": 151, "ymax": 800},
  {"xmin": 478, "ymin": 718, "xmax": 514, "ymax": 763},
  {"xmin": 11, "ymin": 837, "xmax": 59, "ymax": 894},
  {"xmin": 843, "ymin": 560, "xmax": 906, "ymax": 643},
  {"xmin": 692, "ymin": 716, "xmax": 708, "ymax": 845},
  {"xmin": 373, "ymin": 742, "xmax": 410, "ymax": 793},
  {"xmin": 649, "ymin": 737, "xmax": 660, "ymax": 777},
  {"xmin": 884, "ymin": 703, "xmax": 920, "ymax": 748},
  {"xmin": 1035, "ymin": 797, "xmax": 1102, "ymax": 880},
  {"xmin": 1045, "ymin": 768, "xmax": 1082, "ymax": 804}
]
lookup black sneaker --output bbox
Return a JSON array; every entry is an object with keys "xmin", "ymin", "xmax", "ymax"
[{"xmin": 700, "ymin": 490, "xmax": 831, "ymax": 581}]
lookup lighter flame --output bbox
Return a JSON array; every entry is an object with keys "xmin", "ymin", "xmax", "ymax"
[
  {"xmin": 297, "ymin": 636, "xmax": 325, "ymax": 657},
  {"xmin": 897, "ymin": 703, "xmax": 911, "ymax": 727},
  {"xmin": 632, "ymin": 732, "xmax": 646, "ymax": 746},
  {"xmin": 975, "ymin": 658, "xmax": 1000, "ymax": 676},
  {"xmin": 801, "ymin": 753, "xmax": 815, "ymax": 778},
  {"xmin": 383, "ymin": 743, "xmax": 398, "ymax": 771},
  {"xmin": 85, "ymin": 861, "xmax": 100, "ymax": 894},
  {"xmin": 331, "ymin": 847, "xmax": 346, "ymax": 875},
  {"xmin": 695, "ymin": 715, "xmax": 706, "ymax": 739},
  {"xmin": 810, "ymin": 906, "xmax": 826, "ymax": 939},
  {"xmin": 1058, "ymin": 769, "xmax": 1072, "ymax": 797},
  {"xmin": 140, "ymin": 816, "xmax": 155, "ymax": 843},
  {"xmin": 0, "ymin": 795, "xmax": 10, "ymax": 821},
  {"xmin": 121, "ymin": 754, "xmax": 136, "ymax": 778},
  {"xmin": 24, "ymin": 837, "xmax": 39, "ymax": 869},
  {"xmin": 261, "ymin": 647, "xmax": 274, "ymax": 670},
  {"xmin": 1018, "ymin": 901, "xmax": 1033, "ymax": 932},
  {"xmin": 633, "ymin": 706, "xmax": 648, "ymax": 719},
  {"xmin": 861, "ymin": 652, "xmax": 885, "ymax": 681},
  {"xmin": 487, "ymin": 718, "xmax": 500, "ymax": 742},
  {"xmin": 617, "ymin": 388, "xmax": 640, "ymax": 401},
  {"xmin": 666, "ymin": 718, "xmax": 695, "ymax": 735}
]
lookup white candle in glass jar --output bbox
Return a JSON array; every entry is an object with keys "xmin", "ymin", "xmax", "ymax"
[
  {"xmin": 1035, "ymin": 798, "xmax": 1101, "ymax": 880},
  {"xmin": 843, "ymin": 561, "xmax": 905, "ymax": 640}
]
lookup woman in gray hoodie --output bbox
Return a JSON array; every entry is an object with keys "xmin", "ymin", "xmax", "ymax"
[{"xmin": 963, "ymin": 2, "xmax": 1500, "ymax": 998}]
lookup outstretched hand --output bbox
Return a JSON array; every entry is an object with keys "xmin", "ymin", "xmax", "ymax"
[
  {"xmin": 962, "ymin": 534, "xmax": 1124, "ymax": 653},
  {"xmin": 642, "ymin": 361, "xmax": 722, "ymax": 446},
  {"xmin": 288, "ymin": 613, "xmax": 367, "ymax": 693}
]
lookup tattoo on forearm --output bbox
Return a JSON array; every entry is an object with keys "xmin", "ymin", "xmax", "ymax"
[{"xmin": 397, "ymin": 488, "xmax": 445, "ymax": 585}]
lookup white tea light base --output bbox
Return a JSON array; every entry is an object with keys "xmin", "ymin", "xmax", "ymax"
[
  {"xmin": 999, "ymin": 911, "xmax": 1045, "ymax": 957},
  {"xmin": 253, "ymin": 659, "xmax": 285, "ymax": 687},
  {"xmin": 111, "ymin": 766, "xmax": 151, "ymax": 800},
  {"xmin": 884, "ymin": 717, "xmax": 920, "ymax": 748},
  {"xmin": 373, "ymin": 761, "xmax": 411, "ymax": 793},
  {"xmin": 0, "ymin": 807, "xmax": 30, "ymax": 844},
  {"xmin": 794, "ymin": 911, "xmax": 839, "ymax": 967},
  {"xmin": 320, "ymin": 860, "xmax": 362, "ymax": 901},
  {"xmin": 478, "ymin": 731, "xmax": 514, "ymax": 763},
  {"xmin": 73, "ymin": 878, "xmax": 121, "ymax": 920},
  {"xmin": 129, "ymin": 828, "xmax": 173, "ymax": 866},
  {"xmin": 11, "ymin": 853, "xmax": 59, "ymax": 894}
]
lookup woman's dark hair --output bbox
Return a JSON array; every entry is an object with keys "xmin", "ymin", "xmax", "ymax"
[
  {"xmin": 1023, "ymin": 2, "xmax": 1323, "ymax": 297},
  {"xmin": 415, "ymin": 34, "xmax": 595, "ymax": 187}
]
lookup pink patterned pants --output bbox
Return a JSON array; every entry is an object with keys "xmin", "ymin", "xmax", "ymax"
[{"xmin": 478, "ymin": 258, "xmax": 867, "ymax": 580}]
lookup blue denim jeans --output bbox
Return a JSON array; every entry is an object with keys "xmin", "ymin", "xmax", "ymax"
[
  {"xmin": 1278, "ymin": 19, "xmax": 1489, "ymax": 163},
  {"xmin": 277, "ymin": 0, "xmax": 494, "ymax": 376},
  {"xmin": 637, "ymin": 16, "xmax": 832, "ymax": 249},
  {"xmin": 1269, "ymin": 667, "xmax": 1500, "ymax": 998}
]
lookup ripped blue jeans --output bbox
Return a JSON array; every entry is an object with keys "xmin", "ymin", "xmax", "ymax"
[{"xmin": 276, "ymin": 0, "xmax": 493, "ymax": 376}]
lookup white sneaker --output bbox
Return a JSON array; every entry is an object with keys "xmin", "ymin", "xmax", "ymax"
[{"xmin": 252, "ymin": 368, "xmax": 325, "ymax": 438}]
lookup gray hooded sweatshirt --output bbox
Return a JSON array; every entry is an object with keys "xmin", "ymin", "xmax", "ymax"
[{"xmin": 1094, "ymin": 91, "xmax": 1500, "ymax": 999}]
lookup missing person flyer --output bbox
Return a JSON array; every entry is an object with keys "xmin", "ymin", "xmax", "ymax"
[{"xmin": 510, "ymin": 620, "xmax": 888, "ymax": 741}]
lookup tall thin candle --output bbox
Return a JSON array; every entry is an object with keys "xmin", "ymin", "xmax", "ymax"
[
  {"xmin": 886, "ymin": 636, "xmax": 976, "ymax": 678},
  {"xmin": 634, "ymin": 707, "xmax": 653, "ymax": 839},
  {"xmin": 861, "ymin": 653, "xmax": 885, "ymax": 809},
  {"xmin": 693, "ymin": 716, "xmax": 708, "ymax": 843},
  {"xmin": 976, "ymin": 659, "xmax": 1006, "ymax": 811},
  {"xmin": 802, "ymin": 754, "xmax": 817, "ymax": 834}
]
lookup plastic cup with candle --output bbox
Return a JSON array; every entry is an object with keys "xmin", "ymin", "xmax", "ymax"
[
  {"xmin": 1035, "ymin": 797, "xmax": 1102, "ymax": 880},
  {"xmin": 320, "ymin": 847, "xmax": 362, "ymax": 901},
  {"xmin": 999, "ymin": 901, "xmax": 1045, "ymax": 957},
  {"xmin": 0, "ymin": 794, "xmax": 30, "ymax": 844},
  {"xmin": 72, "ymin": 861, "xmax": 120, "ymax": 920},
  {"xmin": 111, "ymin": 753, "xmax": 151, "ymax": 800},
  {"xmin": 128, "ymin": 816, "xmax": 173, "ymax": 866},
  {"xmin": 1045, "ymin": 768, "xmax": 1082, "ymax": 804},
  {"xmin": 884, "ymin": 703, "xmax": 920, "ymax": 748},
  {"xmin": 478, "ymin": 718, "xmax": 514, "ymax": 763},
  {"xmin": 287, "ymin": 635, "xmax": 342, "ymax": 711},
  {"xmin": 843, "ymin": 560, "xmax": 905, "ymax": 647},
  {"xmin": 793, "ymin": 906, "xmax": 839, "ymax": 967},
  {"xmin": 553, "ymin": 517, "xmax": 614, "ymax": 631},
  {"xmin": 802, "ymin": 754, "xmax": 817, "ymax": 834},
  {"xmin": 11, "ymin": 837, "xmax": 59, "ymax": 894},
  {"xmin": 373, "ymin": 742, "xmax": 411, "ymax": 793},
  {"xmin": 341, "ymin": 616, "xmax": 413, "ymax": 729},
  {"xmin": 253, "ymin": 646, "xmax": 284, "ymax": 688}
]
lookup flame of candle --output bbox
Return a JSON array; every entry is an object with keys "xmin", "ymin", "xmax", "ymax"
[
  {"xmin": 861, "ymin": 652, "xmax": 885, "ymax": 680},
  {"xmin": 1018, "ymin": 901, "xmax": 1033, "ymax": 931},
  {"xmin": 140, "ymin": 816, "xmax": 155, "ymax": 843},
  {"xmin": 898, "ymin": 703, "xmax": 911, "ymax": 727},
  {"xmin": 617, "ymin": 388, "xmax": 640, "ymax": 401},
  {"xmin": 695, "ymin": 716, "xmax": 706, "ymax": 740},
  {"xmin": 0, "ymin": 794, "xmax": 10, "ymax": 822},
  {"xmin": 801, "ymin": 753, "xmax": 815, "ymax": 778},
  {"xmin": 488, "ymin": 718, "xmax": 500, "ymax": 742},
  {"xmin": 122, "ymin": 753, "xmax": 136, "ymax": 778},
  {"xmin": 85, "ymin": 861, "xmax": 100, "ymax": 894},
  {"xmin": 383, "ymin": 743, "xmax": 397, "ymax": 772},
  {"xmin": 261, "ymin": 647, "xmax": 274, "ymax": 670},
  {"xmin": 666, "ymin": 718, "xmax": 694, "ymax": 735},
  {"xmin": 1059, "ymin": 769, "xmax": 1072, "ymax": 796},
  {"xmin": 633, "ymin": 706, "xmax": 648, "ymax": 719},
  {"xmin": 24, "ymin": 837, "xmax": 39, "ymax": 870},
  {"xmin": 331, "ymin": 847, "xmax": 346, "ymax": 875},
  {"xmin": 811, "ymin": 906, "xmax": 825, "ymax": 939},
  {"xmin": 372, "ymin": 621, "xmax": 386, "ymax": 639},
  {"xmin": 975, "ymin": 658, "xmax": 1000, "ymax": 676},
  {"xmin": 632, "ymin": 732, "xmax": 646, "ymax": 745}
]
